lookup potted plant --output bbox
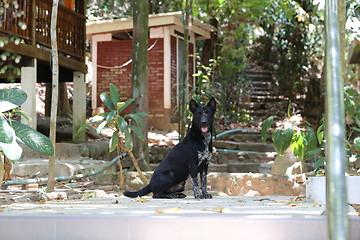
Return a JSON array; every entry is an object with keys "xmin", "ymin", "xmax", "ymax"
[
  {"xmin": 307, "ymin": 85, "xmax": 360, "ymax": 203},
  {"xmin": 261, "ymin": 113, "xmax": 318, "ymax": 176}
]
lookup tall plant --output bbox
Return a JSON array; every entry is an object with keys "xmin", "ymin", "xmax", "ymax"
[
  {"xmin": 80, "ymin": 84, "xmax": 149, "ymax": 187},
  {"xmin": 0, "ymin": 88, "xmax": 54, "ymax": 184}
]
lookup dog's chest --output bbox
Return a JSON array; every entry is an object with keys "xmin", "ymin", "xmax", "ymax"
[{"xmin": 197, "ymin": 133, "xmax": 212, "ymax": 166}]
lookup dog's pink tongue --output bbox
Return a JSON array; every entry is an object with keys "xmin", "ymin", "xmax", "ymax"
[{"xmin": 201, "ymin": 127, "xmax": 208, "ymax": 133}]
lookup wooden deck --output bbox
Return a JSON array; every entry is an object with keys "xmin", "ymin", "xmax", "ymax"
[{"xmin": 0, "ymin": 0, "xmax": 86, "ymax": 74}]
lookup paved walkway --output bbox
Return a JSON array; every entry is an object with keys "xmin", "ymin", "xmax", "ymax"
[{"xmin": 0, "ymin": 194, "xmax": 359, "ymax": 240}]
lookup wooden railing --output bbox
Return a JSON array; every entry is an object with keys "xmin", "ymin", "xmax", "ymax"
[{"xmin": 0, "ymin": 0, "xmax": 85, "ymax": 61}]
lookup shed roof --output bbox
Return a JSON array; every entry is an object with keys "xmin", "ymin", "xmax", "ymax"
[{"xmin": 86, "ymin": 12, "xmax": 213, "ymax": 40}]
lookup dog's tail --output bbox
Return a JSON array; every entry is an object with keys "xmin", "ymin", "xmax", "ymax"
[{"xmin": 123, "ymin": 184, "xmax": 152, "ymax": 198}]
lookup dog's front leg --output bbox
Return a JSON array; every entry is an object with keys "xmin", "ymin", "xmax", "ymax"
[
  {"xmin": 200, "ymin": 170, "xmax": 212, "ymax": 199},
  {"xmin": 189, "ymin": 166, "xmax": 201, "ymax": 199}
]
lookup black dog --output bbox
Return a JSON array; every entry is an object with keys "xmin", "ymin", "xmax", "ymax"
[{"xmin": 124, "ymin": 97, "xmax": 216, "ymax": 199}]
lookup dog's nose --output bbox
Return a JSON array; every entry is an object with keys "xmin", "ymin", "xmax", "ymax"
[{"xmin": 201, "ymin": 116, "xmax": 207, "ymax": 125}]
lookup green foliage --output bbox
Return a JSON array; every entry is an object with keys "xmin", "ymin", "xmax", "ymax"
[
  {"xmin": 0, "ymin": 2, "xmax": 25, "ymax": 82},
  {"xmin": 263, "ymin": 85, "xmax": 360, "ymax": 175},
  {"xmin": 81, "ymin": 83, "xmax": 147, "ymax": 152},
  {"xmin": 261, "ymin": 114, "xmax": 318, "ymax": 160},
  {"xmin": 0, "ymin": 88, "xmax": 54, "ymax": 162}
]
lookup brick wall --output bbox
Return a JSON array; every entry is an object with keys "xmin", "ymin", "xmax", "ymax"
[
  {"xmin": 96, "ymin": 36, "xmax": 194, "ymax": 130},
  {"xmin": 97, "ymin": 39, "xmax": 164, "ymax": 117},
  {"xmin": 170, "ymin": 36, "xmax": 177, "ymax": 121}
]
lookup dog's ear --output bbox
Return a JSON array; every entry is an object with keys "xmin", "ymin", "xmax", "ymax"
[
  {"xmin": 207, "ymin": 97, "xmax": 216, "ymax": 111},
  {"xmin": 189, "ymin": 99, "xmax": 199, "ymax": 113}
]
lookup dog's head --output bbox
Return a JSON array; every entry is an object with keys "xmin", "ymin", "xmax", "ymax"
[{"xmin": 189, "ymin": 97, "xmax": 216, "ymax": 134}]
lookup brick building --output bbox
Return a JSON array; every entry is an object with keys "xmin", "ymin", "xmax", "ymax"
[{"xmin": 86, "ymin": 12, "xmax": 213, "ymax": 130}]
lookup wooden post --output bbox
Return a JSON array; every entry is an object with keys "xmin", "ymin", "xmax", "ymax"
[
  {"xmin": 72, "ymin": 72, "xmax": 86, "ymax": 143},
  {"xmin": 20, "ymin": 58, "xmax": 37, "ymax": 130}
]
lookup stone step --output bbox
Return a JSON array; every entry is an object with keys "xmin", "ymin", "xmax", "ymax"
[
  {"xmin": 215, "ymin": 131, "xmax": 260, "ymax": 142},
  {"xmin": 251, "ymin": 90, "xmax": 277, "ymax": 96},
  {"xmin": 250, "ymin": 81, "xmax": 274, "ymax": 88},
  {"xmin": 246, "ymin": 74, "xmax": 273, "ymax": 82},
  {"xmin": 10, "ymin": 158, "xmax": 118, "ymax": 185},
  {"xmin": 213, "ymin": 140, "xmax": 275, "ymax": 152},
  {"xmin": 213, "ymin": 150, "xmax": 276, "ymax": 163},
  {"xmin": 227, "ymin": 162, "xmax": 272, "ymax": 173},
  {"xmin": 214, "ymin": 131, "xmax": 271, "ymax": 143},
  {"xmin": 249, "ymin": 95, "xmax": 288, "ymax": 103},
  {"xmin": 245, "ymin": 68, "xmax": 273, "ymax": 76},
  {"xmin": 246, "ymin": 109, "xmax": 287, "ymax": 118}
]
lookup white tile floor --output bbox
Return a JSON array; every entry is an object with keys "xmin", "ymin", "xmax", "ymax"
[{"xmin": 0, "ymin": 196, "xmax": 359, "ymax": 240}]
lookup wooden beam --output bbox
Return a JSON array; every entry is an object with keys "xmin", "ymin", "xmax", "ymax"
[{"xmin": 0, "ymin": 41, "xmax": 87, "ymax": 73}]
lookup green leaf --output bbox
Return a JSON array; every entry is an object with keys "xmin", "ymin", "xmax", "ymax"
[
  {"xmin": 12, "ymin": 109, "xmax": 30, "ymax": 122},
  {"xmin": 282, "ymin": 122, "xmax": 293, "ymax": 151},
  {"xmin": 0, "ymin": 88, "xmax": 27, "ymax": 112},
  {"xmin": 124, "ymin": 129, "xmax": 133, "ymax": 151},
  {"xmin": 306, "ymin": 127, "xmax": 317, "ymax": 153},
  {"xmin": 314, "ymin": 157, "xmax": 325, "ymax": 170},
  {"xmin": 286, "ymin": 100, "xmax": 292, "ymax": 118},
  {"xmin": 117, "ymin": 99, "xmax": 135, "ymax": 113},
  {"xmin": 96, "ymin": 121, "xmax": 107, "ymax": 134},
  {"xmin": 272, "ymin": 129, "xmax": 285, "ymax": 156},
  {"xmin": 0, "ymin": 114, "xmax": 14, "ymax": 143},
  {"xmin": 10, "ymin": 120, "xmax": 54, "ymax": 156},
  {"xmin": 316, "ymin": 124, "xmax": 325, "ymax": 144},
  {"xmin": 305, "ymin": 148, "xmax": 323, "ymax": 160},
  {"xmin": 126, "ymin": 113, "xmax": 147, "ymax": 128},
  {"xmin": 354, "ymin": 137, "xmax": 360, "ymax": 150},
  {"xmin": 89, "ymin": 114, "xmax": 105, "ymax": 123},
  {"xmin": 291, "ymin": 131, "xmax": 306, "ymax": 160},
  {"xmin": 261, "ymin": 115, "xmax": 277, "ymax": 143},
  {"xmin": 77, "ymin": 123, "xmax": 90, "ymax": 134},
  {"xmin": 109, "ymin": 83, "xmax": 119, "ymax": 106},
  {"xmin": 0, "ymin": 137, "xmax": 23, "ymax": 161},
  {"xmin": 129, "ymin": 125, "xmax": 145, "ymax": 141},
  {"xmin": 106, "ymin": 110, "xmax": 117, "ymax": 123},
  {"xmin": 117, "ymin": 117, "xmax": 128, "ymax": 133},
  {"xmin": 109, "ymin": 131, "xmax": 119, "ymax": 152},
  {"xmin": 100, "ymin": 92, "xmax": 115, "ymax": 111}
]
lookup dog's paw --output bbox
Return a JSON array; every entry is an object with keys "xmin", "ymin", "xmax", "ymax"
[
  {"xmin": 201, "ymin": 193, "xmax": 213, "ymax": 199},
  {"xmin": 194, "ymin": 192, "xmax": 202, "ymax": 199}
]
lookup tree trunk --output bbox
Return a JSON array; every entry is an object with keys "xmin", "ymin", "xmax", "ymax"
[
  {"xmin": 338, "ymin": 0, "xmax": 347, "ymax": 83},
  {"xmin": 58, "ymin": 82, "xmax": 72, "ymax": 118},
  {"xmin": 131, "ymin": 0, "xmax": 150, "ymax": 170},
  {"xmin": 179, "ymin": 0, "xmax": 192, "ymax": 139},
  {"xmin": 200, "ymin": 17, "xmax": 218, "ymax": 70},
  {"xmin": 47, "ymin": 0, "xmax": 59, "ymax": 192}
]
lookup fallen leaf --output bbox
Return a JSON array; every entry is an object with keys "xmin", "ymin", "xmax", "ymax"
[
  {"xmin": 238, "ymin": 200, "xmax": 246, "ymax": 203},
  {"xmin": 313, "ymin": 202, "xmax": 322, "ymax": 207},
  {"xmin": 202, "ymin": 206, "xmax": 230, "ymax": 213},
  {"xmin": 137, "ymin": 198, "xmax": 149, "ymax": 203},
  {"xmin": 254, "ymin": 198, "xmax": 272, "ymax": 202},
  {"xmin": 274, "ymin": 199, "xmax": 291, "ymax": 203},
  {"xmin": 156, "ymin": 207, "xmax": 180, "ymax": 213},
  {"xmin": 294, "ymin": 196, "xmax": 303, "ymax": 201},
  {"xmin": 287, "ymin": 202, "xmax": 302, "ymax": 207},
  {"xmin": 211, "ymin": 206, "xmax": 230, "ymax": 213}
]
